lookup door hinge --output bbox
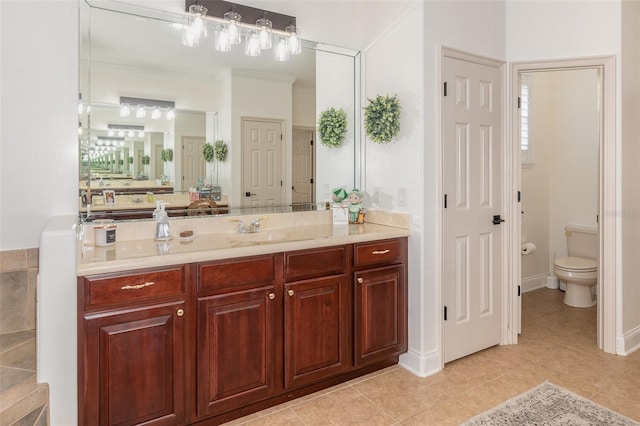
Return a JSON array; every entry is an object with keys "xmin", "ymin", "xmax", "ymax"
[
  {"xmin": 280, "ymin": 180, "xmax": 283, "ymax": 187},
  {"xmin": 443, "ymin": 82, "xmax": 448, "ymax": 97},
  {"xmin": 310, "ymin": 139, "xmax": 313, "ymax": 146},
  {"xmin": 310, "ymin": 178, "xmax": 314, "ymax": 184},
  {"xmin": 444, "ymin": 194, "xmax": 448, "ymax": 209},
  {"xmin": 280, "ymin": 134, "xmax": 283, "ymax": 141},
  {"xmin": 517, "ymin": 190, "xmax": 521, "ymax": 203},
  {"xmin": 444, "ymin": 306, "xmax": 448, "ymax": 321},
  {"xmin": 518, "ymin": 285, "xmax": 521, "ymax": 297},
  {"xmin": 517, "ymin": 96, "xmax": 521, "ymax": 109}
]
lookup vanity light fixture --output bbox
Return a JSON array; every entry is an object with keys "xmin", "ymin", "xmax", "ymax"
[
  {"xmin": 182, "ymin": 2, "xmax": 208, "ymax": 47},
  {"xmin": 119, "ymin": 97, "xmax": 176, "ymax": 121},
  {"xmin": 107, "ymin": 124, "xmax": 145, "ymax": 140},
  {"xmin": 183, "ymin": 0, "xmax": 298, "ymax": 60}
]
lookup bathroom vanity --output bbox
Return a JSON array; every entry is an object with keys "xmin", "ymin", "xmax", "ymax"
[{"xmin": 76, "ymin": 212, "xmax": 408, "ymax": 425}]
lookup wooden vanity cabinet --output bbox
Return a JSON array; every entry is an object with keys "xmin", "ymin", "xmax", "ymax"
[
  {"xmin": 283, "ymin": 247, "xmax": 351, "ymax": 389},
  {"xmin": 195, "ymin": 255, "xmax": 283, "ymax": 418},
  {"xmin": 353, "ymin": 239, "xmax": 408, "ymax": 366},
  {"xmin": 78, "ymin": 266, "xmax": 188, "ymax": 426}
]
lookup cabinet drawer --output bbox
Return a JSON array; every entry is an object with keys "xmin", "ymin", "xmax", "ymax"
[
  {"xmin": 354, "ymin": 239, "xmax": 405, "ymax": 268},
  {"xmin": 82, "ymin": 266, "xmax": 185, "ymax": 311},
  {"xmin": 284, "ymin": 246, "xmax": 347, "ymax": 281},
  {"xmin": 198, "ymin": 255, "xmax": 276, "ymax": 293}
]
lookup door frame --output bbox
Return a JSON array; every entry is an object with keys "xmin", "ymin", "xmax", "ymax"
[
  {"xmin": 292, "ymin": 126, "xmax": 316, "ymax": 205},
  {"xmin": 508, "ymin": 56, "xmax": 617, "ymax": 353}
]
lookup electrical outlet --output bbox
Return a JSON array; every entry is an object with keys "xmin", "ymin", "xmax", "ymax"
[
  {"xmin": 398, "ymin": 188, "xmax": 407, "ymax": 207},
  {"xmin": 373, "ymin": 187, "xmax": 381, "ymax": 203},
  {"xmin": 323, "ymin": 184, "xmax": 330, "ymax": 199}
]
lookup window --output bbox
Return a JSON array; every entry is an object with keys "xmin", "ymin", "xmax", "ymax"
[{"xmin": 520, "ymin": 74, "xmax": 533, "ymax": 166}]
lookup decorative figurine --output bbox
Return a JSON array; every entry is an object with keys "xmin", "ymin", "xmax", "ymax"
[
  {"xmin": 331, "ymin": 187, "xmax": 348, "ymax": 204},
  {"xmin": 347, "ymin": 189, "xmax": 364, "ymax": 223}
]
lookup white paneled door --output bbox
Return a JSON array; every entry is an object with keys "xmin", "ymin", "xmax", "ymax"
[
  {"xmin": 242, "ymin": 119, "xmax": 284, "ymax": 208},
  {"xmin": 292, "ymin": 128, "xmax": 314, "ymax": 205},
  {"xmin": 443, "ymin": 55, "xmax": 503, "ymax": 363},
  {"xmin": 182, "ymin": 136, "xmax": 206, "ymax": 192}
]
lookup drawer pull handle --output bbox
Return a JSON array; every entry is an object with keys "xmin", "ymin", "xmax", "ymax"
[
  {"xmin": 121, "ymin": 281, "xmax": 155, "ymax": 290},
  {"xmin": 268, "ymin": 293, "xmax": 276, "ymax": 300},
  {"xmin": 288, "ymin": 289, "xmax": 294, "ymax": 297},
  {"xmin": 176, "ymin": 309, "xmax": 184, "ymax": 317},
  {"xmin": 372, "ymin": 249, "xmax": 390, "ymax": 255},
  {"xmin": 357, "ymin": 277, "xmax": 364, "ymax": 284}
]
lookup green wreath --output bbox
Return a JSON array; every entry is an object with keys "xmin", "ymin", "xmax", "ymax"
[
  {"xmin": 203, "ymin": 142, "xmax": 215, "ymax": 163},
  {"xmin": 214, "ymin": 140, "xmax": 228, "ymax": 162},
  {"xmin": 141, "ymin": 155, "xmax": 151, "ymax": 165},
  {"xmin": 364, "ymin": 94, "xmax": 401, "ymax": 144},
  {"xmin": 161, "ymin": 148, "xmax": 173, "ymax": 162},
  {"xmin": 318, "ymin": 107, "xmax": 347, "ymax": 148}
]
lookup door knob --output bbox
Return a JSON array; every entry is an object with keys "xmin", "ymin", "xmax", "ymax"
[
  {"xmin": 245, "ymin": 192, "xmax": 256, "ymax": 197},
  {"xmin": 492, "ymin": 215, "xmax": 505, "ymax": 225}
]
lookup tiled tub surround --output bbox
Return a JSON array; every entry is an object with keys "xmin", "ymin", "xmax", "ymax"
[{"xmin": 0, "ymin": 248, "xmax": 49, "ymax": 425}]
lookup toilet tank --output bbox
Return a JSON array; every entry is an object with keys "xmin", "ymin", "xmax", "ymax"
[{"xmin": 566, "ymin": 224, "xmax": 598, "ymax": 260}]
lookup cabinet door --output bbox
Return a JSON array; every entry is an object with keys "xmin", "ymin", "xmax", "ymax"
[
  {"xmin": 83, "ymin": 302, "xmax": 185, "ymax": 426},
  {"xmin": 354, "ymin": 265, "xmax": 407, "ymax": 366},
  {"xmin": 197, "ymin": 285, "xmax": 282, "ymax": 418},
  {"xmin": 284, "ymin": 275, "xmax": 350, "ymax": 389}
]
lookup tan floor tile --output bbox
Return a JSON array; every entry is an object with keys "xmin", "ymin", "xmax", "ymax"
[
  {"xmin": 243, "ymin": 408, "xmax": 304, "ymax": 425},
  {"xmin": 401, "ymin": 397, "xmax": 478, "ymax": 426},
  {"xmin": 291, "ymin": 386, "xmax": 395, "ymax": 425}
]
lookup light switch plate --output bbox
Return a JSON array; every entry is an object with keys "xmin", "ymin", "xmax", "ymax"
[{"xmin": 398, "ymin": 188, "xmax": 407, "ymax": 207}]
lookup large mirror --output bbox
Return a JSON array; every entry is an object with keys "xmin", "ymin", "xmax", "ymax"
[{"xmin": 79, "ymin": 0, "xmax": 360, "ymax": 220}]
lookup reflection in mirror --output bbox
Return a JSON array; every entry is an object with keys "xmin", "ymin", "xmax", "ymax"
[{"xmin": 79, "ymin": 0, "xmax": 360, "ymax": 221}]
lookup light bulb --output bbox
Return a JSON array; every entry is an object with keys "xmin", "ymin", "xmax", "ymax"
[
  {"xmin": 108, "ymin": 129, "xmax": 115, "ymax": 137},
  {"xmin": 136, "ymin": 105, "xmax": 146, "ymax": 118},
  {"xmin": 166, "ymin": 108, "xmax": 175, "ymax": 120},
  {"xmin": 215, "ymin": 28, "xmax": 231, "ymax": 52},
  {"xmin": 152, "ymin": 106, "xmax": 161, "ymax": 119},
  {"xmin": 245, "ymin": 31, "xmax": 261, "ymax": 57},
  {"xmin": 120, "ymin": 104, "xmax": 130, "ymax": 117},
  {"xmin": 138, "ymin": 130, "xmax": 145, "ymax": 137},
  {"xmin": 256, "ymin": 17, "xmax": 272, "ymax": 49},
  {"xmin": 286, "ymin": 25, "xmax": 301, "ymax": 55},
  {"xmin": 128, "ymin": 130, "xmax": 134, "ymax": 137},
  {"xmin": 118, "ymin": 130, "xmax": 125, "ymax": 137},
  {"xmin": 274, "ymin": 37, "xmax": 289, "ymax": 62},
  {"xmin": 223, "ymin": 11, "xmax": 242, "ymax": 45}
]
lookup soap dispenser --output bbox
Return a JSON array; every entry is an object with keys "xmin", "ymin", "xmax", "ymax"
[{"xmin": 155, "ymin": 202, "xmax": 170, "ymax": 240}]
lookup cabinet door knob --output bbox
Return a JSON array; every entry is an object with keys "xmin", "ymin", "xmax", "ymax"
[
  {"xmin": 357, "ymin": 277, "xmax": 364, "ymax": 284},
  {"xmin": 176, "ymin": 308, "xmax": 184, "ymax": 317},
  {"xmin": 268, "ymin": 293, "xmax": 276, "ymax": 300},
  {"xmin": 288, "ymin": 289, "xmax": 294, "ymax": 296}
]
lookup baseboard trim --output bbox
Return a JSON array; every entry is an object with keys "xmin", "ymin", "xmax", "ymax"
[
  {"xmin": 399, "ymin": 348, "xmax": 441, "ymax": 377},
  {"xmin": 522, "ymin": 273, "xmax": 548, "ymax": 293},
  {"xmin": 617, "ymin": 324, "xmax": 640, "ymax": 355}
]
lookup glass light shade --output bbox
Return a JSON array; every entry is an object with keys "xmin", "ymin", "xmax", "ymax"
[
  {"xmin": 183, "ymin": 4, "xmax": 208, "ymax": 47},
  {"xmin": 256, "ymin": 17, "xmax": 272, "ymax": 49},
  {"xmin": 135, "ymin": 105, "xmax": 146, "ymax": 118},
  {"xmin": 245, "ymin": 31, "xmax": 261, "ymax": 57},
  {"xmin": 119, "ymin": 104, "xmax": 130, "ymax": 117},
  {"xmin": 286, "ymin": 25, "xmax": 301, "ymax": 55},
  {"xmin": 224, "ymin": 11, "xmax": 242, "ymax": 45},
  {"xmin": 274, "ymin": 36, "xmax": 289, "ymax": 61},
  {"xmin": 152, "ymin": 106, "xmax": 161, "ymax": 119},
  {"xmin": 128, "ymin": 130, "xmax": 135, "ymax": 137},
  {"xmin": 138, "ymin": 130, "xmax": 145, "ymax": 137},
  {"xmin": 214, "ymin": 27, "xmax": 231, "ymax": 52},
  {"xmin": 166, "ymin": 108, "xmax": 175, "ymax": 120},
  {"xmin": 118, "ymin": 130, "xmax": 125, "ymax": 137},
  {"xmin": 108, "ymin": 129, "xmax": 115, "ymax": 137}
]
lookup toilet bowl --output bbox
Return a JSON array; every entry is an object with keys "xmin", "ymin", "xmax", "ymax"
[{"xmin": 553, "ymin": 256, "xmax": 597, "ymax": 308}]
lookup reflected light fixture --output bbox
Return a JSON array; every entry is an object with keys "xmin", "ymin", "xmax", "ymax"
[
  {"xmin": 274, "ymin": 36, "xmax": 289, "ymax": 62},
  {"xmin": 182, "ymin": 3, "xmax": 208, "ymax": 47},
  {"xmin": 245, "ymin": 30, "xmax": 261, "ymax": 57},
  {"xmin": 224, "ymin": 11, "xmax": 242, "ymax": 45},
  {"xmin": 119, "ymin": 97, "xmax": 176, "ymax": 121}
]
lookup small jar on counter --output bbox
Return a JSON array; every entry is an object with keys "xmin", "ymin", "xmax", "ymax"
[{"xmin": 94, "ymin": 221, "xmax": 117, "ymax": 246}]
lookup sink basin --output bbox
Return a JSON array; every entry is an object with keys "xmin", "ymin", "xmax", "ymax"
[{"xmin": 227, "ymin": 231, "xmax": 289, "ymax": 245}]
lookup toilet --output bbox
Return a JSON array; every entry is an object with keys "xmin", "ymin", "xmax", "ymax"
[{"xmin": 553, "ymin": 225, "xmax": 598, "ymax": 308}]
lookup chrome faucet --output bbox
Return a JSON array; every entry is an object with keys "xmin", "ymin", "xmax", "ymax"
[{"xmin": 234, "ymin": 217, "xmax": 266, "ymax": 234}]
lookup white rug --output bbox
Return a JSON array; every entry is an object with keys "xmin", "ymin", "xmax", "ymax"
[{"xmin": 462, "ymin": 382, "xmax": 638, "ymax": 425}]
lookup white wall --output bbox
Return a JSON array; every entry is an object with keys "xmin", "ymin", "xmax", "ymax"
[
  {"xmin": 521, "ymin": 70, "xmax": 600, "ymax": 291},
  {"xmin": 0, "ymin": 0, "xmax": 79, "ymax": 249},
  {"xmin": 292, "ymin": 87, "xmax": 316, "ymax": 128}
]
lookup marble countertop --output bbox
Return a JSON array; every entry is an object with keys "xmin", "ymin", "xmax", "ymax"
[{"xmin": 77, "ymin": 210, "xmax": 410, "ymax": 276}]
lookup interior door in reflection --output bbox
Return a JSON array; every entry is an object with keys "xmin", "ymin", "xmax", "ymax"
[{"xmin": 242, "ymin": 119, "xmax": 284, "ymax": 208}]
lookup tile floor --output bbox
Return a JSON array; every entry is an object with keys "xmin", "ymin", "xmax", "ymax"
[{"xmin": 225, "ymin": 288, "xmax": 640, "ymax": 425}]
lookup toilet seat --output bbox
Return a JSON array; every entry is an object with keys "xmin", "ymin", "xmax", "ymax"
[{"xmin": 554, "ymin": 256, "xmax": 597, "ymax": 272}]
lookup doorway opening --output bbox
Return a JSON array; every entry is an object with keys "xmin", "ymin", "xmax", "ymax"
[{"xmin": 509, "ymin": 56, "xmax": 617, "ymax": 353}]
